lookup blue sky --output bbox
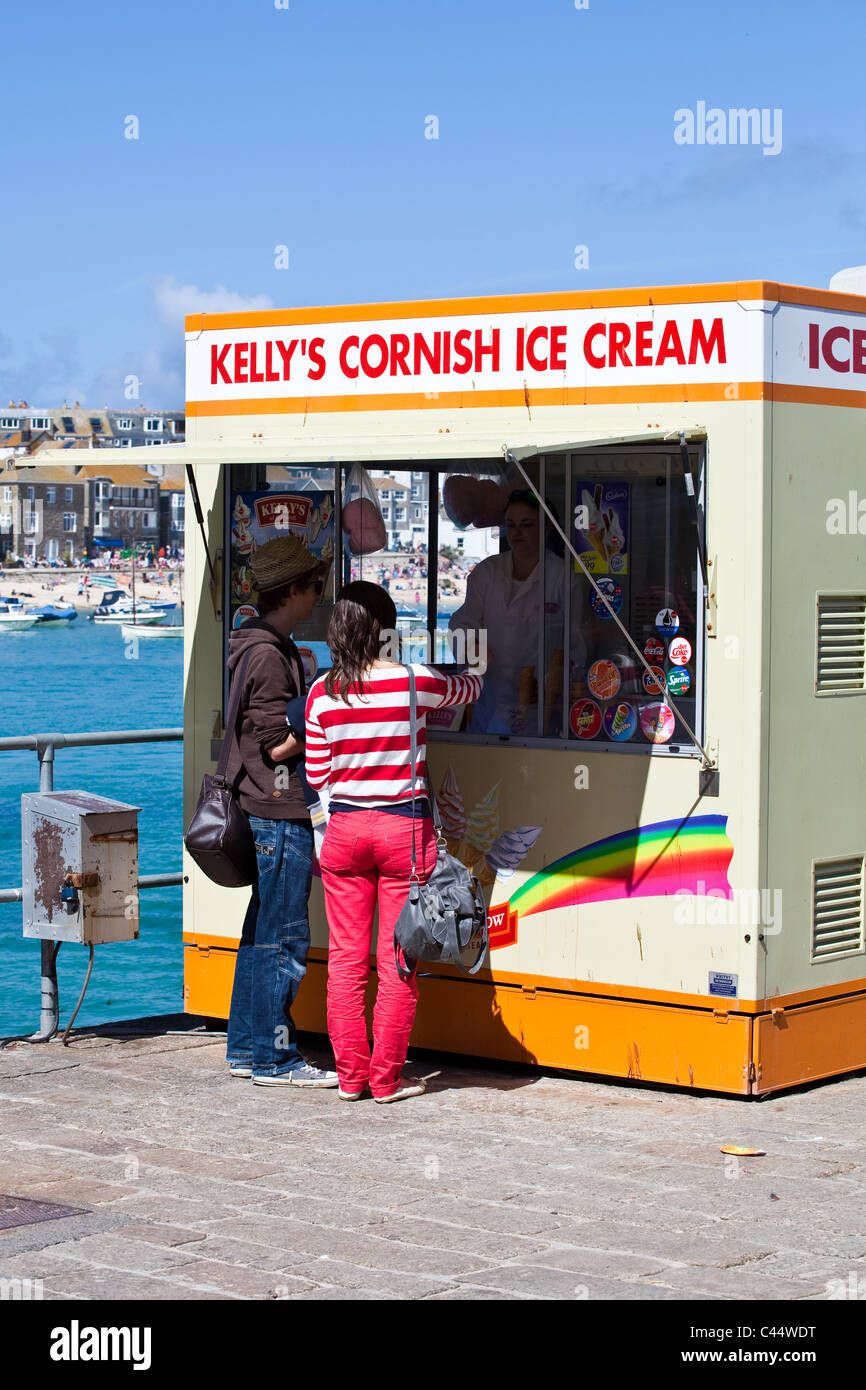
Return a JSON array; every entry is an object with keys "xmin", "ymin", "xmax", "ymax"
[{"xmin": 2, "ymin": 0, "xmax": 864, "ymax": 409}]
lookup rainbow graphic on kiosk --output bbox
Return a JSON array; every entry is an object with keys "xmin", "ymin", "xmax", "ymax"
[{"xmin": 508, "ymin": 814, "xmax": 734, "ymax": 920}]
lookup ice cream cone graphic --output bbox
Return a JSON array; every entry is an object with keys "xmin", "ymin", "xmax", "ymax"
[
  {"xmin": 436, "ymin": 767, "xmax": 466, "ymax": 849},
  {"xmin": 461, "ymin": 783, "xmax": 501, "ymax": 872},
  {"xmin": 477, "ymin": 858, "xmax": 498, "ymax": 888}
]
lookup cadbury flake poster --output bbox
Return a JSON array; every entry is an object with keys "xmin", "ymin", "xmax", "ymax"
[{"xmin": 573, "ymin": 480, "xmax": 630, "ymax": 575}]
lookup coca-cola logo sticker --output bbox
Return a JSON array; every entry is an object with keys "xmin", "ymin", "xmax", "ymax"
[{"xmin": 669, "ymin": 636, "xmax": 692, "ymax": 667}]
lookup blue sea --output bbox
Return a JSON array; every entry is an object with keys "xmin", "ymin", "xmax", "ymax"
[{"xmin": 0, "ymin": 617, "xmax": 183, "ymax": 1036}]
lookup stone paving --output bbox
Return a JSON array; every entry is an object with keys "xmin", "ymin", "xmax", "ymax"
[{"xmin": 0, "ymin": 1016, "xmax": 864, "ymax": 1301}]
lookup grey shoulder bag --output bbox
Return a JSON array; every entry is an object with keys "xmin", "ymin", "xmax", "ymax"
[
  {"xmin": 393, "ymin": 665, "xmax": 489, "ymax": 981},
  {"xmin": 184, "ymin": 650, "xmax": 257, "ymax": 888}
]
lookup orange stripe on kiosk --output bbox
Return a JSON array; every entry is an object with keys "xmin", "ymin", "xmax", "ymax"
[{"xmin": 181, "ymin": 280, "xmax": 866, "ymax": 1096}]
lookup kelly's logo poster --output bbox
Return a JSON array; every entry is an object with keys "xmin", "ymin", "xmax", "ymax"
[{"xmin": 229, "ymin": 488, "xmax": 335, "ymax": 627}]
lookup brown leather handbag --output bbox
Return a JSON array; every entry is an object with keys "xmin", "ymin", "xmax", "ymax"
[{"xmin": 184, "ymin": 652, "xmax": 257, "ymax": 887}]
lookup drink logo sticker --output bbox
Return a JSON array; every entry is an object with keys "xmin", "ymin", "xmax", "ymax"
[
  {"xmin": 297, "ymin": 645, "xmax": 318, "ymax": 686},
  {"xmin": 669, "ymin": 635, "xmax": 692, "ymax": 667},
  {"xmin": 640, "ymin": 701, "xmax": 676, "ymax": 743},
  {"xmin": 641, "ymin": 665, "xmax": 666, "ymax": 695},
  {"xmin": 587, "ymin": 659, "xmax": 621, "ymax": 700},
  {"xmin": 233, "ymin": 604, "xmax": 259, "ymax": 628},
  {"xmin": 667, "ymin": 666, "xmax": 691, "ymax": 696},
  {"xmin": 603, "ymin": 701, "xmax": 637, "ymax": 741},
  {"xmin": 655, "ymin": 607, "xmax": 679, "ymax": 637},
  {"xmin": 644, "ymin": 636, "xmax": 665, "ymax": 664},
  {"xmin": 569, "ymin": 698, "xmax": 603, "ymax": 739},
  {"xmin": 590, "ymin": 578, "xmax": 623, "ymax": 619}
]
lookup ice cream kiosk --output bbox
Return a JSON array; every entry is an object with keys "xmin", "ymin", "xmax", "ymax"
[{"xmin": 181, "ymin": 280, "xmax": 866, "ymax": 1096}]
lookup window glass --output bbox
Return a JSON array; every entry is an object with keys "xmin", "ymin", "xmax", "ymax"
[
  {"xmin": 442, "ymin": 458, "xmax": 539, "ymax": 734},
  {"xmin": 228, "ymin": 465, "xmax": 337, "ymax": 673},
  {"xmin": 432, "ymin": 448, "xmax": 703, "ymax": 754},
  {"xmin": 567, "ymin": 451, "xmax": 701, "ymax": 750}
]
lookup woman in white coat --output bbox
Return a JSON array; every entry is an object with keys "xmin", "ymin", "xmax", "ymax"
[{"xmin": 449, "ymin": 489, "xmax": 587, "ymax": 735}]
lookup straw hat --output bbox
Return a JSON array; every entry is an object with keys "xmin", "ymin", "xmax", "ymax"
[{"xmin": 250, "ymin": 535, "xmax": 329, "ymax": 592}]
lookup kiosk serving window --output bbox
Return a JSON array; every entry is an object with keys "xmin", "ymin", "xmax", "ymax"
[{"xmin": 225, "ymin": 445, "xmax": 705, "ymax": 756}]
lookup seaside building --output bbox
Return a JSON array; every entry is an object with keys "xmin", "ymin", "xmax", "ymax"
[
  {"xmin": 0, "ymin": 461, "xmax": 185, "ymax": 563},
  {"xmin": 0, "ymin": 404, "xmax": 185, "ymax": 462}
]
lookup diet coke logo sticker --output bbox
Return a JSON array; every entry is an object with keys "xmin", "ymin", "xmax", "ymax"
[{"xmin": 669, "ymin": 636, "xmax": 692, "ymax": 667}]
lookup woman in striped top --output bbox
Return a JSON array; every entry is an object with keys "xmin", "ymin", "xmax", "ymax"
[{"xmin": 305, "ymin": 582, "xmax": 483, "ymax": 1102}]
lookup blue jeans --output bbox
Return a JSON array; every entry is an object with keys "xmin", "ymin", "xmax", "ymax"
[{"xmin": 226, "ymin": 816, "xmax": 313, "ymax": 1077}]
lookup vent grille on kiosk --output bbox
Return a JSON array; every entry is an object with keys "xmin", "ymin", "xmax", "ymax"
[
  {"xmin": 811, "ymin": 856, "xmax": 865, "ymax": 961},
  {"xmin": 815, "ymin": 594, "xmax": 866, "ymax": 694}
]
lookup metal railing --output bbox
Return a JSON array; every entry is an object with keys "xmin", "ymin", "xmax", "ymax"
[{"xmin": 0, "ymin": 726, "xmax": 184, "ymax": 1044}]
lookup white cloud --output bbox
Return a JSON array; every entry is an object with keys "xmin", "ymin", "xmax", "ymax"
[{"xmin": 154, "ymin": 275, "xmax": 273, "ymax": 328}]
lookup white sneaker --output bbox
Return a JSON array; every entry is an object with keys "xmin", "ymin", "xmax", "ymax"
[
  {"xmin": 253, "ymin": 1063, "xmax": 339, "ymax": 1088},
  {"xmin": 373, "ymin": 1078, "xmax": 427, "ymax": 1104},
  {"xmin": 229, "ymin": 1065, "xmax": 252, "ymax": 1078},
  {"xmin": 338, "ymin": 1088, "xmax": 365, "ymax": 1101}
]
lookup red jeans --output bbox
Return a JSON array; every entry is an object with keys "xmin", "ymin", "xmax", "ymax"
[{"xmin": 319, "ymin": 809, "xmax": 437, "ymax": 1098}]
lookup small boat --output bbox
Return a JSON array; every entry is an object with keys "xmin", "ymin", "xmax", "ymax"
[
  {"xmin": 0, "ymin": 610, "xmax": 38, "ymax": 631},
  {"xmin": 26, "ymin": 604, "xmax": 78, "ymax": 626},
  {"xmin": 94, "ymin": 606, "xmax": 164, "ymax": 625},
  {"xmin": 145, "ymin": 600, "xmax": 178, "ymax": 612},
  {"xmin": 120, "ymin": 622, "xmax": 184, "ymax": 640}
]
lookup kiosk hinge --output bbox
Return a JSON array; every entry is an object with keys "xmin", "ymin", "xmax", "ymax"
[
  {"xmin": 706, "ymin": 554, "xmax": 717, "ymax": 637},
  {"xmin": 713, "ymin": 1008, "xmax": 729, "ymax": 1024},
  {"xmin": 521, "ymin": 986, "xmax": 537, "ymax": 1000}
]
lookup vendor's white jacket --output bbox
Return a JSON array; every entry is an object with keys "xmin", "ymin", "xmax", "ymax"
[{"xmin": 450, "ymin": 549, "xmax": 588, "ymax": 734}]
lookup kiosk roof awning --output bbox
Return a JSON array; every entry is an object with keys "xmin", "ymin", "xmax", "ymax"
[{"xmin": 153, "ymin": 426, "xmax": 707, "ymax": 470}]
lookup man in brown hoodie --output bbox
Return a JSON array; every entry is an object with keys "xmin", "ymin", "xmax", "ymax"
[{"xmin": 225, "ymin": 535, "xmax": 338, "ymax": 1087}]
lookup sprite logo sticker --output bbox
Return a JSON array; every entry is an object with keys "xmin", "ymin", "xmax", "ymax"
[{"xmin": 667, "ymin": 667, "xmax": 691, "ymax": 696}]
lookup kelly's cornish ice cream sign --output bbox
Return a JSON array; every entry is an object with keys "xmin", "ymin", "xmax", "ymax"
[{"xmin": 185, "ymin": 294, "xmax": 866, "ymax": 408}]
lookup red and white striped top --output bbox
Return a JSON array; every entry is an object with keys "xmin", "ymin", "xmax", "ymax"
[{"xmin": 304, "ymin": 664, "xmax": 483, "ymax": 807}]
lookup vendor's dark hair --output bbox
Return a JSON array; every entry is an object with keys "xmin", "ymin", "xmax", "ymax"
[
  {"xmin": 503, "ymin": 487, "xmax": 564, "ymax": 554},
  {"xmin": 325, "ymin": 581, "xmax": 398, "ymax": 703},
  {"xmin": 505, "ymin": 487, "xmax": 541, "ymax": 512}
]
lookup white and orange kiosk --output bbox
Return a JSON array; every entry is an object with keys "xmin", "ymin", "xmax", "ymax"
[{"xmin": 179, "ymin": 280, "xmax": 866, "ymax": 1096}]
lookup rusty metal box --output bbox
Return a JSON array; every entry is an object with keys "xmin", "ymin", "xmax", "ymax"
[{"xmin": 21, "ymin": 791, "xmax": 141, "ymax": 943}]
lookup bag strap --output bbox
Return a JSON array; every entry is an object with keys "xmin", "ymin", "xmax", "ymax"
[
  {"xmin": 406, "ymin": 664, "xmax": 419, "ymax": 879},
  {"xmin": 217, "ymin": 650, "xmax": 252, "ymax": 784}
]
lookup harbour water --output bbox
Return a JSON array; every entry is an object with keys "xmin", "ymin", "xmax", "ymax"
[{"xmin": 0, "ymin": 618, "xmax": 183, "ymax": 1036}]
